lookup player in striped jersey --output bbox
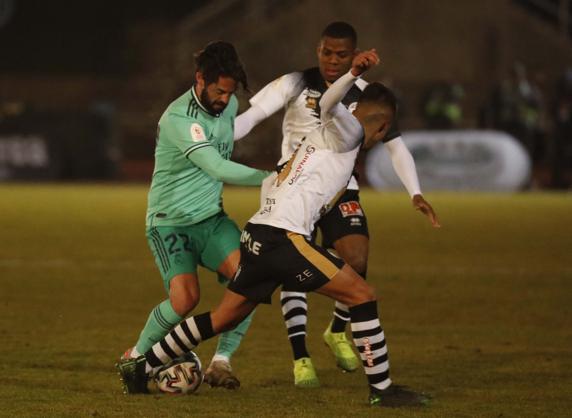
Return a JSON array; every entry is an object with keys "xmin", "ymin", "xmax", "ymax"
[
  {"xmin": 117, "ymin": 48, "xmax": 437, "ymax": 407},
  {"xmin": 233, "ymin": 21, "xmax": 438, "ymax": 387},
  {"xmin": 117, "ymin": 41, "xmax": 270, "ymax": 390}
]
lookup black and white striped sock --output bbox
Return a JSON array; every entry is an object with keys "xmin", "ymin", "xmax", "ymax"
[
  {"xmin": 330, "ymin": 301, "xmax": 351, "ymax": 333},
  {"xmin": 350, "ymin": 301, "xmax": 392, "ymax": 391},
  {"xmin": 145, "ymin": 312, "xmax": 214, "ymax": 375},
  {"xmin": 280, "ymin": 291, "xmax": 310, "ymax": 360},
  {"xmin": 331, "ymin": 269, "xmax": 366, "ymax": 333}
]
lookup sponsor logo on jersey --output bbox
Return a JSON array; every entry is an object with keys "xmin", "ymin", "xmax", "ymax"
[
  {"xmin": 190, "ymin": 123, "xmax": 206, "ymax": 142},
  {"xmin": 258, "ymin": 198, "xmax": 276, "ymax": 216},
  {"xmin": 288, "ymin": 145, "xmax": 315, "ymax": 185},
  {"xmin": 339, "ymin": 201, "xmax": 364, "ymax": 217}
]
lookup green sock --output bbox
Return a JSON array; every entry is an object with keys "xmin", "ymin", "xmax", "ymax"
[
  {"xmin": 214, "ymin": 310, "xmax": 255, "ymax": 360},
  {"xmin": 135, "ymin": 299, "xmax": 183, "ymax": 354}
]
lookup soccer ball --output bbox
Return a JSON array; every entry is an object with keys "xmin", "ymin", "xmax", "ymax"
[{"xmin": 154, "ymin": 351, "xmax": 203, "ymax": 395}]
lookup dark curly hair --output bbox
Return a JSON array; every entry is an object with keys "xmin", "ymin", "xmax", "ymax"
[
  {"xmin": 194, "ymin": 41, "xmax": 248, "ymax": 91},
  {"xmin": 321, "ymin": 21, "xmax": 357, "ymax": 48},
  {"xmin": 359, "ymin": 82, "xmax": 398, "ymax": 114}
]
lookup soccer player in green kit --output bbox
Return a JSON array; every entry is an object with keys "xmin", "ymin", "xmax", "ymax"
[{"xmin": 118, "ymin": 41, "xmax": 270, "ymax": 390}]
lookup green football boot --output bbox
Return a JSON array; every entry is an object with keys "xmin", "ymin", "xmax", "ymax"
[
  {"xmin": 323, "ymin": 322, "xmax": 360, "ymax": 372},
  {"xmin": 115, "ymin": 356, "xmax": 149, "ymax": 394},
  {"xmin": 293, "ymin": 357, "xmax": 320, "ymax": 388},
  {"xmin": 369, "ymin": 385, "xmax": 430, "ymax": 408}
]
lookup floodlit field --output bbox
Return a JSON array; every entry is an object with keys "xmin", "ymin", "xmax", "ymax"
[{"xmin": 1, "ymin": 184, "xmax": 571, "ymax": 417}]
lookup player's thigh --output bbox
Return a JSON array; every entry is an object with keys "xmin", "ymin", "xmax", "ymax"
[
  {"xmin": 277, "ymin": 231, "xmax": 375, "ymax": 306},
  {"xmin": 227, "ymin": 223, "xmax": 289, "ymax": 305},
  {"xmin": 280, "ymin": 231, "xmax": 346, "ymax": 294},
  {"xmin": 317, "ymin": 190, "xmax": 369, "ymax": 272},
  {"xmin": 315, "ymin": 264, "xmax": 376, "ymax": 307},
  {"xmin": 332, "ymin": 234, "xmax": 369, "ymax": 274},
  {"xmin": 318, "ymin": 189, "xmax": 369, "ymax": 249},
  {"xmin": 201, "ymin": 213, "xmax": 241, "ymax": 280},
  {"xmin": 147, "ymin": 226, "xmax": 199, "ymax": 293}
]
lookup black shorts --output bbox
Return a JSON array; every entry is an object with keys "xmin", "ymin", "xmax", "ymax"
[
  {"xmin": 315, "ymin": 189, "xmax": 369, "ymax": 249},
  {"xmin": 227, "ymin": 223, "xmax": 345, "ymax": 304}
]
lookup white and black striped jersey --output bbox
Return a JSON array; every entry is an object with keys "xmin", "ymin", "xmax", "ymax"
[
  {"xmin": 250, "ymin": 67, "xmax": 400, "ymax": 190},
  {"xmin": 249, "ymin": 71, "xmax": 365, "ymax": 237}
]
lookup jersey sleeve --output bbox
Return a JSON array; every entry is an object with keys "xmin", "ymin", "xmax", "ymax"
[
  {"xmin": 319, "ymin": 71, "xmax": 364, "ymax": 152},
  {"xmin": 188, "ymin": 145, "xmax": 271, "ymax": 186},
  {"xmin": 161, "ymin": 112, "xmax": 212, "ymax": 158},
  {"xmin": 319, "ymin": 71, "xmax": 359, "ymax": 117},
  {"xmin": 249, "ymin": 72, "xmax": 305, "ymax": 117}
]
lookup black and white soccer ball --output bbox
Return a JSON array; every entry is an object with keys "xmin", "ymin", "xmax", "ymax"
[{"xmin": 153, "ymin": 351, "xmax": 203, "ymax": 395}]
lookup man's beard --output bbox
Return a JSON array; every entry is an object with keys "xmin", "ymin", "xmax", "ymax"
[{"xmin": 200, "ymin": 89, "xmax": 227, "ymax": 115}]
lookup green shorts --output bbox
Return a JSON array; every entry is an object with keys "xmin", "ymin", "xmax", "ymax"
[{"xmin": 146, "ymin": 212, "xmax": 241, "ymax": 292}]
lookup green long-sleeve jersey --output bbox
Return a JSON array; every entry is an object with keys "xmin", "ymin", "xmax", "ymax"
[{"xmin": 146, "ymin": 87, "xmax": 268, "ymax": 227}]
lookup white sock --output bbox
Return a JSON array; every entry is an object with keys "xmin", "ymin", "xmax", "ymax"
[
  {"xmin": 211, "ymin": 354, "xmax": 230, "ymax": 364},
  {"xmin": 130, "ymin": 347, "xmax": 141, "ymax": 358}
]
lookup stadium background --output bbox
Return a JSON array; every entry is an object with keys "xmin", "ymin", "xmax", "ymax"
[
  {"xmin": 1, "ymin": 0, "xmax": 572, "ymax": 186},
  {"xmin": 0, "ymin": 1, "xmax": 571, "ymax": 417}
]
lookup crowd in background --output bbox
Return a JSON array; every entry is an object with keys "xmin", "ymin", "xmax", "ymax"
[
  {"xmin": 1, "ymin": 62, "xmax": 571, "ymax": 189},
  {"xmin": 420, "ymin": 64, "xmax": 572, "ymax": 189}
]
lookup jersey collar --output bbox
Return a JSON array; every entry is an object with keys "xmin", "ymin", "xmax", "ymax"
[{"xmin": 190, "ymin": 85, "xmax": 221, "ymax": 117}]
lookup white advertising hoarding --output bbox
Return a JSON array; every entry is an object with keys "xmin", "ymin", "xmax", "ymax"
[{"xmin": 366, "ymin": 130, "xmax": 532, "ymax": 191}]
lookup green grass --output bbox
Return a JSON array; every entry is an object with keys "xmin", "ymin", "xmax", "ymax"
[{"xmin": 1, "ymin": 184, "xmax": 571, "ymax": 417}]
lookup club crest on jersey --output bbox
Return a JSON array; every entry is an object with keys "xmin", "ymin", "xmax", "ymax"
[
  {"xmin": 339, "ymin": 201, "xmax": 364, "ymax": 217},
  {"xmin": 190, "ymin": 123, "xmax": 206, "ymax": 142},
  {"xmin": 305, "ymin": 89, "xmax": 321, "ymax": 111}
]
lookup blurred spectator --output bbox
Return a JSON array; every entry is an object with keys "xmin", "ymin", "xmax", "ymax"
[
  {"xmin": 482, "ymin": 61, "xmax": 545, "ymax": 162},
  {"xmin": 0, "ymin": 100, "xmax": 27, "ymax": 122},
  {"xmin": 422, "ymin": 82, "xmax": 464, "ymax": 129},
  {"xmin": 551, "ymin": 68, "xmax": 572, "ymax": 188},
  {"xmin": 380, "ymin": 76, "xmax": 406, "ymax": 119}
]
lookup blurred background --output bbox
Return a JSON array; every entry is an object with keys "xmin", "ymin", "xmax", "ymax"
[{"xmin": 1, "ymin": 0, "xmax": 571, "ymax": 190}]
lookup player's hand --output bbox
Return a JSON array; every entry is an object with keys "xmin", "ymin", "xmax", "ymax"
[
  {"xmin": 412, "ymin": 194, "xmax": 441, "ymax": 228},
  {"xmin": 351, "ymin": 49, "xmax": 380, "ymax": 77}
]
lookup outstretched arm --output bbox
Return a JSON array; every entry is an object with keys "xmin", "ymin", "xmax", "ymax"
[
  {"xmin": 319, "ymin": 49, "xmax": 380, "ymax": 116},
  {"xmin": 385, "ymin": 137, "xmax": 421, "ymax": 197},
  {"xmin": 385, "ymin": 137, "xmax": 440, "ymax": 227},
  {"xmin": 234, "ymin": 105, "xmax": 267, "ymax": 141},
  {"xmin": 188, "ymin": 145, "xmax": 271, "ymax": 186},
  {"xmin": 234, "ymin": 72, "xmax": 304, "ymax": 141}
]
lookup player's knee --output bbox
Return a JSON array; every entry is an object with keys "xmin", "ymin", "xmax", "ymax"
[
  {"xmin": 170, "ymin": 291, "xmax": 199, "ymax": 316},
  {"xmin": 345, "ymin": 252, "xmax": 368, "ymax": 277}
]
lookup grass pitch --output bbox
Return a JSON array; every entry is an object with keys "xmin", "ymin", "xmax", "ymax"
[{"xmin": 0, "ymin": 184, "xmax": 571, "ymax": 417}]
